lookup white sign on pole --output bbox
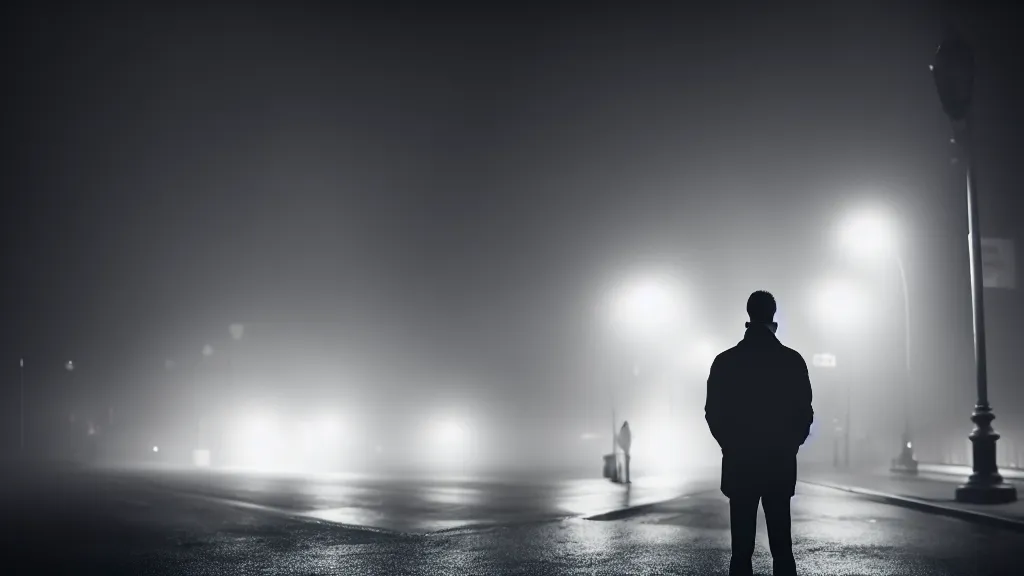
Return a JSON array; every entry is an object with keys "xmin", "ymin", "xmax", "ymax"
[
  {"xmin": 980, "ymin": 237, "xmax": 1016, "ymax": 289},
  {"xmin": 969, "ymin": 235, "xmax": 1016, "ymax": 289},
  {"xmin": 812, "ymin": 353, "xmax": 837, "ymax": 368}
]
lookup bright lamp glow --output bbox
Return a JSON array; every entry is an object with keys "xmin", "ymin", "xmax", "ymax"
[
  {"xmin": 610, "ymin": 276, "xmax": 682, "ymax": 338},
  {"xmin": 434, "ymin": 420, "xmax": 466, "ymax": 445},
  {"xmin": 300, "ymin": 417, "xmax": 343, "ymax": 455},
  {"xmin": 813, "ymin": 278, "xmax": 868, "ymax": 328},
  {"xmin": 419, "ymin": 418, "xmax": 474, "ymax": 474},
  {"xmin": 838, "ymin": 209, "xmax": 899, "ymax": 260},
  {"xmin": 226, "ymin": 411, "xmax": 287, "ymax": 471},
  {"xmin": 316, "ymin": 418, "xmax": 340, "ymax": 437},
  {"xmin": 152, "ymin": 446, "xmax": 159, "ymax": 453}
]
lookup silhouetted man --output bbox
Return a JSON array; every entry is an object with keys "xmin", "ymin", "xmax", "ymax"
[{"xmin": 705, "ymin": 290, "xmax": 814, "ymax": 576}]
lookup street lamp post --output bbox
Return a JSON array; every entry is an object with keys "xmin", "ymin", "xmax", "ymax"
[
  {"xmin": 931, "ymin": 29, "xmax": 1017, "ymax": 504},
  {"xmin": 838, "ymin": 213, "xmax": 918, "ymax": 473},
  {"xmin": 19, "ymin": 358, "xmax": 25, "ymax": 452},
  {"xmin": 891, "ymin": 255, "xmax": 918, "ymax": 474}
]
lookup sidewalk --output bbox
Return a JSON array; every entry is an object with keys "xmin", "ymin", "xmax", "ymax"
[{"xmin": 799, "ymin": 463, "xmax": 1024, "ymax": 532}]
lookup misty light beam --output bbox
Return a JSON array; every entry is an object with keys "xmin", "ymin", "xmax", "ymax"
[
  {"xmin": 837, "ymin": 207, "xmax": 917, "ymax": 474},
  {"xmin": 608, "ymin": 276, "xmax": 683, "ymax": 340}
]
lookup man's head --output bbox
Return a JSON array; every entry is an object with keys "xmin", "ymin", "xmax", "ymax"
[{"xmin": 746, "ymin": 290, "xmax": 778, "ymax": 333}]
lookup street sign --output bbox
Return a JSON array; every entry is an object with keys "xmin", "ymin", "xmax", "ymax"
[
  {"xmin": 977, "ymin": 237, "xmax": 1016, "ymax": 289},
  {"xmin": 812, "ymin": 353, "xmax": 837, "ymax": 368}
]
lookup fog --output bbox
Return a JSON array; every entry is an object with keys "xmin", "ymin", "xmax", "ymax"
[{"xmin": 4, "ymin": 2, "xmax": 1023, "ymax": 478}]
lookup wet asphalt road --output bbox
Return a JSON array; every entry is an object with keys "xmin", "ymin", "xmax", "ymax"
[
  {"xmin": 97, "ymin": 466, "xmax": 708, "ymax": 533},
  {"xmin": 3, "ymin": 466, "xmax": 1023, "ymax": 575}
]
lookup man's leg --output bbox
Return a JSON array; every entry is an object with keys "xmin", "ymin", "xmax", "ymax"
[
  {"xmin": 761, "ymin": 495, "xmax": 796, "ymax": 576},
  {"xmin": 728, "ymin": 496, "xmax": 759, "ymax": 576}
]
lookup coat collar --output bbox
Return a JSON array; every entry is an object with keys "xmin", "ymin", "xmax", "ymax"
[{"xmin": 741, "ymin": 324, "xmax": 779, "ymax": 345}]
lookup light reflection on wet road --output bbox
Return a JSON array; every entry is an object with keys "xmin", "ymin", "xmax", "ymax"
[
  {"xmin": 3, "ymin": 467, "xmax": 1023, "ymax": 575},
  {"xmin": 107, "ymin": 466, "xmax": 713, "ymax": 533}
]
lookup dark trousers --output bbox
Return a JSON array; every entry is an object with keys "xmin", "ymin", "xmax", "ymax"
[{"xmin": 729, "ymin": 495, "xmax": 796, "ymax": 576}]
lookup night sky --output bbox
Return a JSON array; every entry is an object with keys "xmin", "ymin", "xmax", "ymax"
[{"xmin": 2, "ymin": 1, "xmax": 1021, "ymax": 459}]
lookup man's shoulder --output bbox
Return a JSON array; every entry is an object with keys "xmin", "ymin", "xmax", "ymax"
[
  {"xmin": 713, "ymin": 344, "xmax": 742, "ymax": 364},
  {"xmin": 778, "ymin": 344, "xmax": 808, "ymax": 367}
]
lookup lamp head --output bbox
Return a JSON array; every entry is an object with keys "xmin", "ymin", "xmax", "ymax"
[{"xmin": 932, "ymin": 28, "xmax": 974, "ymax": 122}]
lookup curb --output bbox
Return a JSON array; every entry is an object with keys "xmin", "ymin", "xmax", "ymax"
[
  {"xmin": 801, "ymin": 480, "xmax": 1024, "ymax": 533},
  {"xmin": 916, "ymin": 463, "xmax": 1024, "ymax": 482}
]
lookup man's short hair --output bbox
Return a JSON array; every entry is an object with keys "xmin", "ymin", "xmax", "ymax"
[{"xmin": 746, "ymin": 290, "xmax": 777, "ymax": 323}]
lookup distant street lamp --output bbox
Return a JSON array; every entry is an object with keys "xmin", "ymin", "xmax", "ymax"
[
  {"xmin": 609, "ymin": 276, "xmax": 683, "ymax": 342},
  {"xmin": 19, "ymin": 358, "xmax": 78, "ymax": 452},
  {"xmin": 192, "ymin": 327, "xmax": 245, "ymax": 457},
  {"xmin": 838, "ymin": 210, "xmax": 918, "ymax": 474},
  {"xmin": 811, "ymin": 278, "xmax": 868, "ymax": 469},
  {"xmin": 19, "ymin": 358, "xmax": 25, "ymax": 452},
  {"xmin": 432, "ymin": 419, "xmax": 469, "ymax": 476},
  {"xmin": 606, "ymin": 274, "xmax": 683, "ymax": 476},
  {"xmin": 931, "ymin": 28, "xmax": 1017, "ymax": 503},
  {"xmin": 64, "ymin": 360, "xmax": 77, "ymax": 425}
]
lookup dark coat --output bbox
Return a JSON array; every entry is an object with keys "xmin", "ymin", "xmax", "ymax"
[{"xmin": 705, "ymin": 326, "xmax": 814, "ymax": 498}]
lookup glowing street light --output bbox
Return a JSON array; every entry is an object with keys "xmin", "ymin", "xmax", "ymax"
[
  {"xmin": 609, "ymin": 275, "xmax": 683, "ymax": 340},
  {"xmin": 430, "ymin": 419, "xmax": 470, "ymax": 475},
  {"xmin": 837, "ymin": 208, "xmax": 917, "ymax": 474},
  {"xmin": 838, "ymin": 209, "xmax": 900, "ymax": 261},
  {"xmin": 435, "ymin": 420, "xmax": 465, "ymax": 445}
]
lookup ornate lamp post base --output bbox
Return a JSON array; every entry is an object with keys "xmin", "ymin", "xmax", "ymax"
[
  {"xmin": 955, "ymin": 408, "xmax": 1017, "ymax": 504},
  {"xmin": 956, "ymin": 482, "xmax": 1017, "ymax": 504}
]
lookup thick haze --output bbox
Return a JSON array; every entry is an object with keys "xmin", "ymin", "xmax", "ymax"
[{"xmin": 3, "ymin": 1, "xmax": 1022, "ymax": 469}]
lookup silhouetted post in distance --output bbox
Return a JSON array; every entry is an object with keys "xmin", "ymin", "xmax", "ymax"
[
  {"xmin": 19, "ymin": 358, "xmax": 25, "ymax": 452},
  {"xmin": 931, "ymin": 27, "xmax": 1017, "ymax": 504},
  {"xmin": 618, "ymin": 421, "xmax": 632, "ymax": 484},
  {"xmin": 844, "ymin": 374, "xmax": 851, "ymax": 468}
]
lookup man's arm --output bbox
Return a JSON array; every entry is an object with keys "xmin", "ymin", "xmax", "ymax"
[
  {"xmin": 794, "ymin": 355, "xmax": 814, "ymax": 447},
  {"xmin": 705, "ymin": 357, "xmax": 728, "ymax": 449}
]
